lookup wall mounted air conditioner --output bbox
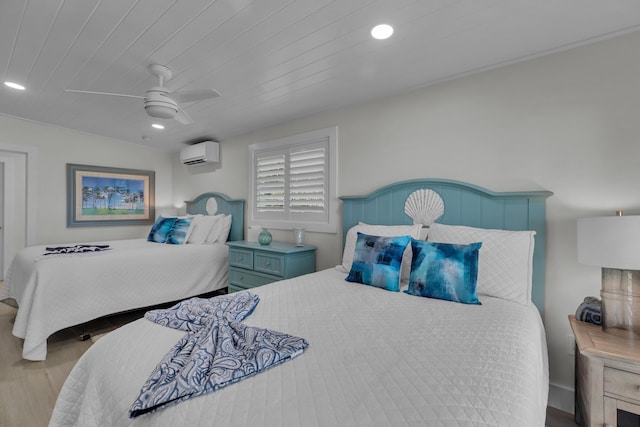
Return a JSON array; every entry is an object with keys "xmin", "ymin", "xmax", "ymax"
[{"xmin": 180, "ymin": 141, "xmax": 219, "ymax": 165}]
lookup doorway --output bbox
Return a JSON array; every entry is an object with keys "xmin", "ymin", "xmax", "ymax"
[
  {"xmin": 0, "ymin": 143, "xmax": 36, "ymax": 280},
  {"xmin": 0, "ymin": 161, "xmax": 4, "ymax": 277},
  {"xmin": 0, "ymin": 156, "xmax": 16, "ymax": 280}
]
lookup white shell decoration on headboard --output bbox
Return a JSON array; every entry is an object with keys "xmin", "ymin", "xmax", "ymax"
[
  {"xmin": 404, "ymin": 189, "xmax": 445, "ymax": 226},
  {"xmin": 206, "ymin": 197, "xmax": 218, "ymax": 215}
]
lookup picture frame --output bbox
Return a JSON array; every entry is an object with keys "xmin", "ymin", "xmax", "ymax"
[{"xmin": 67, "ymin": 163, "xmax": 155, "ymax": 227}]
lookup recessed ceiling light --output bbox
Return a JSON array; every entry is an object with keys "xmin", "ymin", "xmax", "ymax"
[
  {"xmin": 4, "ymin": 81, "xmax": 25, "ymax": 90},
  {"xmin": 152, "ymin": 123, "xmax": 165, "ymax": 130},
  {"xmin": 371, "ymin": 24, "xmax": 393, "ymax": 40}
]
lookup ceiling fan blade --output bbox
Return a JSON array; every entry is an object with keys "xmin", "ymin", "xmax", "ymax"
[
  {"xmin": 174, "ymin": 104, "xmax": 194, "ymax": 125},
  {"xmin": 170, "ymin": 88, "xmax": 220, "ymax": 103},
  {"xmin": 65, "ymin": 89, "xmax": 144, "ymax": 99}
]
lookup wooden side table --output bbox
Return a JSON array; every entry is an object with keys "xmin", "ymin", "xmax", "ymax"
[
  {"xmin": 226, "ymin": 241, "xmax": 316, "ymax": 293},
  {"xmin": 569, "ymin": 315, "xmax": 640, "ymax": 426}
]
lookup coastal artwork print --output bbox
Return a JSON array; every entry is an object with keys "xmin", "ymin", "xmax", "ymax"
[{"xmin": 67, "ymin": 164, "xmax": 155, "ymax": 227}]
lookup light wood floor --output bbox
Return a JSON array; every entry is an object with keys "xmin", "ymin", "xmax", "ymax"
[
  {"xmin": 0, "ymin": 298, "xmax": 145, "ymax": 427},
  {"xmin": 1, "ymin": 293, "xmax": 578, "ymax": 427},
  {"xmin": 546, "ymin": 407, "xmax": 579, "ymax": 427}
]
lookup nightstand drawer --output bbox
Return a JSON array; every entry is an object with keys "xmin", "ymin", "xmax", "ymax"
[
  {"xmin": 254, "ymin": 253, "xmax": 284, "ymax": 277},
  {"xmin": 605, "ymin": 367, "xmax": 640, "ymax": 402},
  {"xmin": 229, "ymin": 268, "xmax": 274, "ymax": 289},
  {"xmin": 229, "ymin": 248, "xmax": 254, "ymax": 269}
]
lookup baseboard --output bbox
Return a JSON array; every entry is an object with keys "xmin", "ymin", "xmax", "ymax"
[{"xmin": 548, "ymin": 382, "xmax": 574, "ymax": 414}]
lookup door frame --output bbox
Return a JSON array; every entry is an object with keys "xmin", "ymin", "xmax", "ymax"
[
  {"xmin": 0, "ymin": 143, "xmax": 37, "ymax": 278},
  {"xmin": 0, "ymin": 157, "xmax": 15, "ymax": 278}
]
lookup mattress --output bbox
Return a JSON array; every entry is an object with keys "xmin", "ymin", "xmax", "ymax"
[
  {"xmin": 50, "ymin": 268, "xmax": 548, "ymax": 426},
  {"xmin": 1, "ymin": 239, "xmax": 229, "ymax": 361}
]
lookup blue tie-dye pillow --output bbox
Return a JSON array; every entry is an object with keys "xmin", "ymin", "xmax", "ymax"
[
  {"xmin": 147, "ymin": 216, "xmax": 177, "ymax": 243},
  {"xmin": 406, "ymin": 239, "xmax": 483, "ymax": 305},
  {"xmin": 345, "ymin": 232, "xmax": 411, "ymax": 292},
  {"xmin": 166, "ymin": 217, "xmax": 194, "ymax": 245}
]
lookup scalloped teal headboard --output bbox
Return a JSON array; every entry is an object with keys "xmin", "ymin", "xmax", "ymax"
[
  {"xmin": 185, "ymin": 192, "xmax": 245, "ymax": 242},
  {"xmin": 340, "ymin": 179, "xmax": 553, "ymax": 315}
]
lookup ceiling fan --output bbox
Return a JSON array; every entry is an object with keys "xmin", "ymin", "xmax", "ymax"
[{"xmin": 65, "ymin": 64, "xmax": 220, "ymax": 125}]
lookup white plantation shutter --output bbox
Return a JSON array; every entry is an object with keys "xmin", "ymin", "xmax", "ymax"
[
  {"xmin": 290, "ymin": 144, "xmax": 327, "ymax": 220},
  {"xmin": 254, "ymin": 141, "xmax": 327, "ymax": 221},
  {"xmin": 249, "ymin": 127, "xmax": 337, "ymax": 233},
  {"xmin": 256, "ymin": 152, "xmax": 285, "ymax": 213}
]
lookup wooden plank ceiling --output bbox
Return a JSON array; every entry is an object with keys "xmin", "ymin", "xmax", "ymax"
[{"xmin": 0, "ymin": 0, "xmax": 639, "ymax": 150}]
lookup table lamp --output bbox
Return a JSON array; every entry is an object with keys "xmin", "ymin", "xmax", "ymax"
[{"xmin": 577, "ymin": 212, "xmax": 640, "ymax": 337}]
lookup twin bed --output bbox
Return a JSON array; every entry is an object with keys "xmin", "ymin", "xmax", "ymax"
[
  {"xmin": 1, "ymin": 192, "xmax": 245, "ymax": 361},
  {"xmin": 42, "ymin": 178, "xmax": 550, "ymax": 426}
]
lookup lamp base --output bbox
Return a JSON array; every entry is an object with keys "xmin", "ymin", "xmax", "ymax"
[{"xmin": 601, "ymin": 268, "xmax": 640, "ymax": 338}]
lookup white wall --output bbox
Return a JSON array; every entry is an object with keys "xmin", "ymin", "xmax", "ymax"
[
  {"xmin": 173, "ymin": 30, "xmax": 640, "ymax": 411},
  {"xmin": 0, "ymin": 116, "xmax": 174, "ymax": 247}
]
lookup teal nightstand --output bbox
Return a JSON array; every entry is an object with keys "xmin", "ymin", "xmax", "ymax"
[{"xmin": 226, "ymin": 241, "xmax": 316, "ymax": 293}]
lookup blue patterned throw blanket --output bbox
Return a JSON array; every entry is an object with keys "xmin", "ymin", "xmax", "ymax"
[
  {"xmin": 129, "ymin": 292, "xmax": 309, "ymax": 418},
  {"xmin": 43, "ymin": 244, "xmax": 110, "ymax": 255}
]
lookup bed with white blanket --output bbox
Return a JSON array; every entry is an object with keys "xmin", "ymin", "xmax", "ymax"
[
  {"xmin": 49, "ymin": 179, "xmax": 552, "ymax": 426},
  {"xmin": 1, "ymin": 192, "xmax": 244, "ymax": 361}
]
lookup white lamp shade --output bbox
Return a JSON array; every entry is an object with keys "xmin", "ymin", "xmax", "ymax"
[{"xmin": 577, "ymin": 215, "xmax": 640, "ymax": 270}]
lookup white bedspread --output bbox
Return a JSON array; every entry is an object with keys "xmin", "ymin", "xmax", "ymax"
[
  {"xmin": 1, "ymin": 239, "xmax": 229, "ymax": 361},
  {"xmin": 50, "ymin": 268, "xmax": 548, "ymax": 427}
]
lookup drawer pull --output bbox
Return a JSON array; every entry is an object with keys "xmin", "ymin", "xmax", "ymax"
[
  {"xmin": 266, "ymin": 261, "xmax": 271, "ymax": 266},
  {"xmin": 239, "ymin": 275, "xmax": 244, "ymax": 281}
]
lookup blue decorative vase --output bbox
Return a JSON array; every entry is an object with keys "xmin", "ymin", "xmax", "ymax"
[{"xmin": 258, "ymin": 228, "xmax": 272, "ymax": 245}]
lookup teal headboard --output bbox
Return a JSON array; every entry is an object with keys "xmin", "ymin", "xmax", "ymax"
[
  {"xmin": 185, "ymin": 192, "xmax": 245, "ymax": 242},
  {"xmin": 340, "ymin": 179, "xmax": 552, "ymax": 315}
]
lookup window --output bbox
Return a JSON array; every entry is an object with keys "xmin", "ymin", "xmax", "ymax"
[{"xmin": 249, "ymin": 127, "xmax": 338, "ymax": 233}]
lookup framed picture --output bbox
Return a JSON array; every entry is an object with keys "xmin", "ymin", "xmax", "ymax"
[{"xmin": 67, "ymin": 164, "xmax": 155, "ymax": 227}]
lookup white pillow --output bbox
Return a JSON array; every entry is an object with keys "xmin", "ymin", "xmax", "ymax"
[
  {"xmin": 217, "ymin": 214, "xmax": 232, "ymax": 243},
  {"xmin": 206, "ymin": 214, "xmax": 232, "ymax": 243},
  {"xmin": 419, "ymin": 226, "xmax": 429, "ymax": 240},
  {"xmin": 427, "ymin": 223, "xmax": 535, "ymax": 305},
  {"xmin": 187, "ymin": 215, "xmax": 218, "ymax": 244},
  {"xmin": 339, "ymin": 223, "xmax": 423, "ymax": 282}
]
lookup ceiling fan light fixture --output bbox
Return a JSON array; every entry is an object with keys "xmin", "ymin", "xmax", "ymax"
[
  {"xmin": 145, "ymin": 103, "xmax": 177, "ymax": 119},
  {"xmin": 145, "ymin": 88, "xmax": 179, "ymax": 119}
]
